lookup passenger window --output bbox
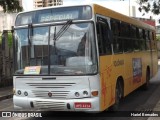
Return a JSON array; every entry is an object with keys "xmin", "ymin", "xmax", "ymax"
[
  {"xmin": 96, "ymin": 17, "xmax": 112, "ymax": 55},
  {"xmin": 111, "ymin": 19, "xmax": 123, "ymax": 53}
]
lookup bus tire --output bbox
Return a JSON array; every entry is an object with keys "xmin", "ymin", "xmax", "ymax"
[
  {"xmin": 142, "ymin": 68, "xmax": 150, "ymax": 90},
  {"xmin": 109, "ymin": 80, "xmax": 123, "ymax": 111}
]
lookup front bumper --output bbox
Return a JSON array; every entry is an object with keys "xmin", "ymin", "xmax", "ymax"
[{"xmin": 13, "ymin": 95, "xmax": 100, "ymax": 112}]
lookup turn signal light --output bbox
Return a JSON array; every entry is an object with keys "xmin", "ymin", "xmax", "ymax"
[{"xmin": 91, "ymin": 91, "xmax": 98, "ymax": 96}]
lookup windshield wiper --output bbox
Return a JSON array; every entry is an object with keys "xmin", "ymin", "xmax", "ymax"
[
  {"xmin": 53, "ymin": 20, "xmax": 72, "ymax": 41},
  {"xmin": 52, "ymin": 20, "xmax": 72, "ymax": 55},
  {"xmin": 27, "ymin": 23, "xmax": 33, "ymax": 66},
  {"xmin": 50, "ymin": 20, "xmax": 72, "ymax": 67},
  {"xmin": 28, "ymin": 24, "xmax": 33, "ymax": 46}
]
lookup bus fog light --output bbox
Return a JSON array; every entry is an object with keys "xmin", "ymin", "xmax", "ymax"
[
  {"xmin": 17, "ymin": 90, "xmax": 21, "ymax": 95},
  {"xmin": 75, "ymin": 92, "xmax": 80, "ymax": 97},
  {"xmin": 83, "ymin": 91, "xmax": 88, "ymax": 96},
  {"xmin": 24, "ymin": 91, "xmax": 28, "ymax": 96}
]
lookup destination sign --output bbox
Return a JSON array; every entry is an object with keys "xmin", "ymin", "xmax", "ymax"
[
  {"xmin": 39, "ymin": 11, "xmax": 79, "ymax": 22},
  {"xmin": 15, "ymin": 6, "xmax": 92, "ymax": 26}
]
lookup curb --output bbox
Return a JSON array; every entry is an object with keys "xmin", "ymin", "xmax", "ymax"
[{"xmin": 0, "ymin": 94, "xmax": 13, "ymax": 101}]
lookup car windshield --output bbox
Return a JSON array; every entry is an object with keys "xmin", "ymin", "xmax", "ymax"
[{"xmin": 14, "ymin": 22, "xmax": 97, "ymax": 75}]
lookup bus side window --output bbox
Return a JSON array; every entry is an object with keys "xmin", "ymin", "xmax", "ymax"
[
  {"xmin": 96, "ymin": 17, "xmax": 112, "ymax": 55},
  {"xmin": 111, "ymin": 19, "xmax": 122, "ymax": 53},
  {"xmin": 96, "ymin": 22, "xmax": 104, "ymax": 54},
  {"xmin": 139, "ymin": 28, "xmax": 145, "ymax": 51},
  {"xmin": 144, "ymin": 30, "xmax": 150, "ymax": 50},
  {"xmin": 120, "ymin": 22, "xmax": 131, "ymax": 52},
  {"xmin": 130, "ymin": 25, "xmax": 139, "ymax": 51},
  {"xmin": 150, "ymin": 31, "xmax": 156, "ymax": 50}
]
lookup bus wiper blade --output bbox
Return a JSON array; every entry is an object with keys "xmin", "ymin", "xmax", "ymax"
[
  {"xmin": 27, "ymin": 24, "xmax": 33, "ymax": 66},
  {"xmin": 28, "ymin": 24, "xmax": 33, "ymax": 45},
  {"xmin": 54, "ymin": 20, "xmax": 72, "ymax": 41}
]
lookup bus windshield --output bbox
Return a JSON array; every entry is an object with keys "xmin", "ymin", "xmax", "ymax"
[{"xmin": 14, "ymin": 22, "xmax": 97, "ymax": 75}]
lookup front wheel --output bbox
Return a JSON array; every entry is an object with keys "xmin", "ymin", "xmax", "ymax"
[{"xmin": 109, "ymin": 81, "xmax": 122, "ymax": 111}]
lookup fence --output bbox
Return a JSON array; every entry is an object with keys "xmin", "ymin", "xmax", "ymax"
[{"xmin": 0, "ymin": 30, "xmax": 13, "ymax": 87}]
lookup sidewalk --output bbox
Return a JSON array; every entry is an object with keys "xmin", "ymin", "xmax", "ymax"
[{"xmin": 0, "ymin": 86, "xmax": 13, "ymax": 101}]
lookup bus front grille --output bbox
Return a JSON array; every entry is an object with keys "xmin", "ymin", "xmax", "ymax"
[
  {"xmin": 34, "ymin": 101, "xmax": 66, "ymax": 110},
  {"xmin": 26, "ymin": 82, "xmax": 76, "ymax": 99},
  {"xmin": 26, "ymin": 83, "xmax": 76, "ymax": 89},
  {"xmin": 32, "ymin": 90, "xmax": 70, "ymax": 98}
]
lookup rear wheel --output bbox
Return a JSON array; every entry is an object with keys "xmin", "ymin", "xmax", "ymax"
[
  {"xmin": 109, "ymin": 80, "xmax": 123, "ymax": 111},
  {"xmin": 142, "ymin": 69, "xmax": 150, "ymax": 90}
]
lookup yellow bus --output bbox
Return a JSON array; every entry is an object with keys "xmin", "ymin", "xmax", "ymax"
[{"xmin": 13, "ymin": 4, "xmax": 158, "ymax": 112}]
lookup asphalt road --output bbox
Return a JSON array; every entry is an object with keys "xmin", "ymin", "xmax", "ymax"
[{"xmin": 1, "ymin": 68, "xmax": 160, "ymax": 120}]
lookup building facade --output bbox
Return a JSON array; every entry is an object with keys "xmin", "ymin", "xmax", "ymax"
[
  {"xmin": 0, "ymin": 12, "xmax": 17, "ymax": 32},
  {"xmin": 34, "ymin": 0, "xmax": 63, "ymax": 8},
  {"xmin": 0, "ymin": 0, "xmax": 22, "ymax": 32}
]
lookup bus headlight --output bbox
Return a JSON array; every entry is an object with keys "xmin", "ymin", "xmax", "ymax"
[
  {"xmin": 17, "ymin": 90, "xmax": 21, "ymax": 95},
  {"xmin": 24, "ymin": 91, "xmax": 28, "ymax": 96},
  {"xmin": 83, "ymin": 91, "xmax": 88, "ymax": 96},
  {"xmin": 75, "ymin": 92, "xmax": 80, "ymax": 97}
]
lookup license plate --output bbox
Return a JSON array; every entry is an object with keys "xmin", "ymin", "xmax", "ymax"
[{"xmin": 74, "ymin": 102, "xmax": 91, "ymax": 108}]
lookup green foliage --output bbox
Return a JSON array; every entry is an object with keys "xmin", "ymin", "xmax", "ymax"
[
  {"xmin": 0, "ymin": 0, "xmax": 23, "ymax": 13},
  {"xmin": 0, "ymin": 32, "xmax": 12, "ymax": 47},
  {"xmin": 157, "ymin": 35, "xmax": 160, "ymax": 41},
  {"xmin": 8, "ymin": 32, "xmax": 12, "ymax": 48},
  {"xmin": 137, "ymin": 0, "xmax": 160, "ymax": 15}
]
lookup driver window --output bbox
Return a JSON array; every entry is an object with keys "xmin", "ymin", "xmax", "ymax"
[{"xmin": 96, "ymin": 17, "xmax": 112, "ymax": 55}]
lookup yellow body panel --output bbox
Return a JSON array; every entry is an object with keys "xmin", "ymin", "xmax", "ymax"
[
  {"xmin": 99, "ymin": 52, "xmax": 158, "ymax": 111},
  {"xmin": 92, "ymin": 4, "xmax": 158, "ymax": 111}
]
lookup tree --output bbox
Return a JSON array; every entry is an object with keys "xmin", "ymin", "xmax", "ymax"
[
  {"xmin": 0, "ymin": 0, "xmax": 23, "ymax": 13},
  {"xmin": 137, "ymin": 0, "xmax": 160, "ymax": 15}
]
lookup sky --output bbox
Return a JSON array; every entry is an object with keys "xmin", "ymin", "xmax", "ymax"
[
  {"xmin": 22, "ymin": 0, "xmax": 110, "ymax": 10},
  {"xmin": 22, "ymin": 0, "xmax": 136, "ymax": 11},
  {"xmin": 22, "ymin": 0, "xmax": 160, "ymax": 25}
]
